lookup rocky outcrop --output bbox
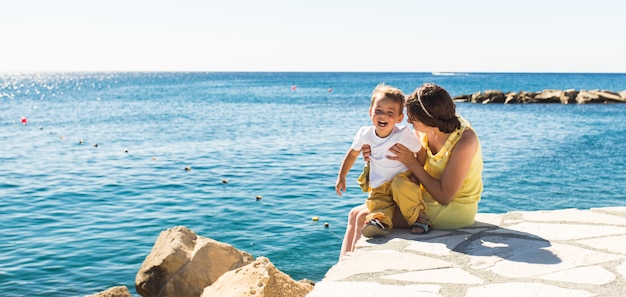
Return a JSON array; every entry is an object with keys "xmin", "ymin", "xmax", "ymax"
[
  {"xmin": 454, "ymin": 89, "xmax": 626, "ymax": 104},
  {"xmin": 201, "ymin": 257, "xmax": 314, "ymax": 297},
  {"xmin": 135, "ymin": 226, "xmax": 255, "ymax": 297},
  {"xmin": 91, "ymin": 226, "xmax": 313, "ymax": 297}
]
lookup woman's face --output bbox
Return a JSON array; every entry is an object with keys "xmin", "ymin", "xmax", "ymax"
[{"xmin": 407, "ymin": 113, "xmax": 429, "ymax": 133}]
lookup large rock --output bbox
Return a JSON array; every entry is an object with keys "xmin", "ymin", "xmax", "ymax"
[
  {"xmin": 562, "ymin": 89, "xmax": 579, "ymax": 104},
  {"xmin": 597, "ymin": 90, "xmax": 623, "ymax": 102},
  {"xmin": 516, "ymin": 91, "xmax": 539, "ymax": 103},
  {"xmin": 534, "ymin": 89, "xmax": 578, "ymax": 104},
  {"xmin": 504, "ymin": 92, "xmax": 518, "ymax": 104},
  {"xmin": 135, "ymin": 226, "xmax": 254, "ymax": 297},
  {"xmin": 87, "ymin": 286, "xmax": 132, "ymax": 297},
  {"xmin": 201, "ymin": 257, "xmax": 314, "ymax": 297},
  {"xmin": 471, "ymin": 90, "xmax": 504, "ymax": 103},
  {"xmin": 576, "ymin": 90, "xmax": 600, "ymax": 104},
  {"xmin": 533, "ymin": 89, "xmax": 563, "ymax": 103}
]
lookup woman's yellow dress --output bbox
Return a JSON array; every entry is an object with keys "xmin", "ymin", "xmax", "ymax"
[{"xmin": 421, "ymin": 117, "xmax": 483, "ymax": 229}]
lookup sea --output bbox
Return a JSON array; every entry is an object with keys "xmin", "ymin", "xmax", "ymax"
[{"xmin": 1, "ymin": 72, "xmax": 625, "ymax": 296}]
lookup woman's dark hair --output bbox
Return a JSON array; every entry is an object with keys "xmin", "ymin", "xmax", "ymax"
[{"xmin": 405, "ymin": 83, "xmax": 461, "ymax": 133}]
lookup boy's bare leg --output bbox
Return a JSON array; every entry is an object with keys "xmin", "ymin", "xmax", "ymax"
[{"xmin": 340, "ymin": 204, "xmax": 369, "ymax": 259}]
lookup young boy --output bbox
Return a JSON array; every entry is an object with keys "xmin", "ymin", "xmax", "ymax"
[{"xmin": 335, "ymin": 84, "xmax": 426, "ymax": 238}]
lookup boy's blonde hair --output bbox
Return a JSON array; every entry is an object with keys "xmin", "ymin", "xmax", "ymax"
[{"xmin": 370, "ymin": 83, "xmax": 405, "ymax": 113}]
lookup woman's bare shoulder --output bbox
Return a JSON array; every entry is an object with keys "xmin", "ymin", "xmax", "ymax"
[{"xmin": 456, "ymin": 127, "xmax": 478, "ymax": 152}]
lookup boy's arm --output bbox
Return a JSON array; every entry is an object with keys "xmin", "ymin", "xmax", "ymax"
[{"xmin": 335, "ymin": 149, "xmax": 361, "ymax": 196}]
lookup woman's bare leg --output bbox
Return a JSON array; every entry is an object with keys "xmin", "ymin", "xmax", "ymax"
[
  {"xmin": 392, "ymin": 206, "xmax": 409, "ymax": 228},
  {"xmin": 410, "ymin": 210, "xmax": 431, "ymax": 234}
]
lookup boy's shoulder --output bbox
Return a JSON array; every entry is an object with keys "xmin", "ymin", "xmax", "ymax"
[
  {"xmin": 356, "ymin": 125, "xmax": 377, "ymax": 134},
  {"xmin": 395, "ymin": 126, "xmax": 421, "ymax": 150},
  {"xmin": 395, "ymin": 125, "xmax": 417, "ymax": 136}
]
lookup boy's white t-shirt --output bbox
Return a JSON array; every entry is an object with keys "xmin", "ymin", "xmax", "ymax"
[{"xmin": 351, "ymin": 125, "xmax": 422, "ymax": 189}]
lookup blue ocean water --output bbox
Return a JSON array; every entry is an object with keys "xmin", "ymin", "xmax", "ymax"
[{"xmin": 1, "ymin": 72, "xmax": 625, "ymax": 296}]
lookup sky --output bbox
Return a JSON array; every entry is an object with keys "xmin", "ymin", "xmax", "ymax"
[{"xmin": 1, "ymin": 0, "xmax": 625, "ymax": 73}]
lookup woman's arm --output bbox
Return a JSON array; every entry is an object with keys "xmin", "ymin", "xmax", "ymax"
[{"xmin": 388, "ymin": 129, "xmax": 478, "ymax": 205}]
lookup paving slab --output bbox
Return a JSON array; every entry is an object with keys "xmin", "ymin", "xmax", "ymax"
[{"xmin": 307, "ymin": 207, "xmax": 626, "ymax": 297}]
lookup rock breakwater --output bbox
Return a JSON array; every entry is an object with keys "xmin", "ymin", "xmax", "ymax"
[{"xmin": 454, "ymin": 89, "xmax": 626, "ymax": 104}]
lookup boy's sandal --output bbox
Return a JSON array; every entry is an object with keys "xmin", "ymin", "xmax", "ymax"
[
  {"xmin": 362, "ymin": 219, "xmax": 390, "ymax": 238},
  {"xmin": 411, "ymin": 220, "xmax": 432, "ymax": 234}
]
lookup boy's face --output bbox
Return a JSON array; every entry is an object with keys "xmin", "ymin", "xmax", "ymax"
[{"xmin": 369, "ymin": 96, "xmax": 404, "ymax": 138}]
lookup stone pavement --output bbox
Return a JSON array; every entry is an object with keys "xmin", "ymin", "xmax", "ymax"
[{"xmin": 307, "ymin": 207, "xmax": 626, "ymax": 297}]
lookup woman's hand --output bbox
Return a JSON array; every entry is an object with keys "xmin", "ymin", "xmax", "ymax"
[
  {"xmin": 361, "ymin": 144, "xmax": 371, "ymax": 162},
  {"xmin": 387, "ymin": 143, "xmax": 420, "ymax": 168},
  {"xmin": 388, "ymin": 143, "xmax": 422, "ymax": 185}
]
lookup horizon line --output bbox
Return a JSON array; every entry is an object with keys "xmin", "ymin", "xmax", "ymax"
[{"xmin": 2, "ymin": 70, "xmax": 626, "ymax": 75}]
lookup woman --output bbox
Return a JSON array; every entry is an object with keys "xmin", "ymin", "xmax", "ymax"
[{"xmin": 340, "ymin": 83, "xmax": 483, "ymax": 259}]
